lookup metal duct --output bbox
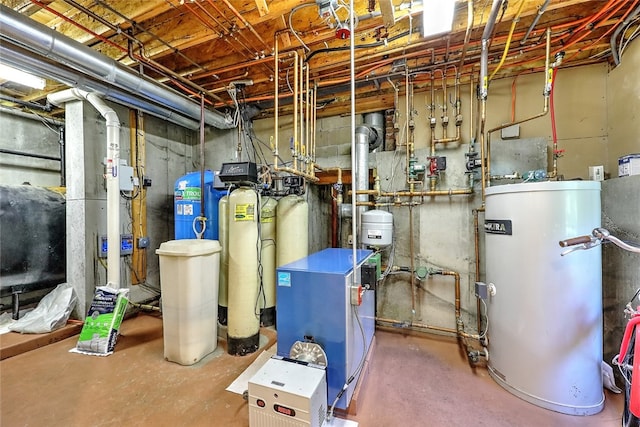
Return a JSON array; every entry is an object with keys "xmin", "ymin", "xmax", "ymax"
[
  {"xmin": 355, "ymin": 124, "xmax": 374, "ymax": 226},
  {"xmin": 0, "ymin": 44, "xmax": 200, "ymax": 130},
  {"xmin": 0, "ymin": 5, "xmax": 234, "ymax": 130},
  {"xmin": 363, "ymin": 112, "xmax": 384, "ymax": 150},
  {"xmin": 479, "ymin": 0, "xmax": 503, "ymax": 100}
]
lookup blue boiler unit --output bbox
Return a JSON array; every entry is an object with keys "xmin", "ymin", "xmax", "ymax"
[{"xmin": 276, "ymin": 248, "xmax": 375, "ymax": 411}]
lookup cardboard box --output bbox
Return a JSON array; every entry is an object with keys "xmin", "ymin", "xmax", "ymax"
[
  {"xmin": 73, "ymin": 286, "xmax": 129, "ymax": 356},
  {"xmin": 619, "ymin": 154, "xmax": 640, "ymax": 177}
]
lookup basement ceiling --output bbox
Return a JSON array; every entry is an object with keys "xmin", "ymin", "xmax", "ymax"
[{"xmin": 0, "ymin": 0, "xmax": 638, "ymax": 120}]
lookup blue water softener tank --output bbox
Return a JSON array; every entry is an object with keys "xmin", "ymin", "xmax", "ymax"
[{"xmin": 174, "ymin": 170, "xmax": 226, "ymax": 240}]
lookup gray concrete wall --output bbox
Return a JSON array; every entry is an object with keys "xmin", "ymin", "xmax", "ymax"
[
  {"xmin": 252, "ymin": 62, "xmax": 617, "ymax": 339},
  {"xmin": 603, "ymin": 38, "xmax": 640, "ymax": 372},
  {"xmin": 602, "ymin": 176, "xmax": 640, "ymax": 368},
  {"xmin": 0, "ymin": 110, "xmax": 63, "ymax": 187}
]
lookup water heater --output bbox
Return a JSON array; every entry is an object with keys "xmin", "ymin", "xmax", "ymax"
[{"xmin": 485, "ymin": 181, "xmax": 603, "ymax": 415}]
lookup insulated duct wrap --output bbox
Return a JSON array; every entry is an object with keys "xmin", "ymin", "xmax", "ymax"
[{"xmin": 0, "ymin": 5, "xmax": 233, "ymax": 130}]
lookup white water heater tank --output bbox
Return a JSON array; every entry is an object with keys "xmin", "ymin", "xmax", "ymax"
[
  {"xmin": 361, "ymin": 210, "xmax": 393, "ymax": 247},
  {"xmin": 485, "ymin": 181, "xmax": 603, "ymax": 415}
]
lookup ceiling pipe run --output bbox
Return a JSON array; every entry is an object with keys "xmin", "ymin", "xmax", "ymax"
[
  {"xmin": 0, "ymin": 44, "xmax": 201, "ymax": 130},
  {"xmin": 47, "ymin": 88, "xmax": 122, "ymax": 289},
  {"xmin": 0, "ymin": 5, "xmax": 234, "ymax": 130}
]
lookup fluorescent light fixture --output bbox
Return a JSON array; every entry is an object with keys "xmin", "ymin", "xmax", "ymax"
[
  {"xmin": 423, "ymin": 0, "xmax": 457, "ymax": 38},
  {"xmin": 0, "ymin": 63, "xmax": 46, "ymax": 89}
]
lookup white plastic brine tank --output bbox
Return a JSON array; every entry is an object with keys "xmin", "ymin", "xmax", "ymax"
[
  {"xmin": 484, "ymin": 181, "xmax": 603, "ymax": 415},
  {"xmin": 361, "ymin": 210, "xmax": 393, "ymax": 247}
]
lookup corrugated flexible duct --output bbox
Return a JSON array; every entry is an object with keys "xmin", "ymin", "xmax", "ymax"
[{"xmin": 0, "ymin": 5, "xmax": 234, "ymax": 130}]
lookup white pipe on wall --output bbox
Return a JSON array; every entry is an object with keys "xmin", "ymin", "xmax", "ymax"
[{"xmin": 48, "ymin": 88, "xmax": 121, "ymax": 288}]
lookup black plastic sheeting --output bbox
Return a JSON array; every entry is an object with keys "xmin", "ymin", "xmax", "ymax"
[{"xmin": 0, "ymin": 185, "xmax": 66, "ymax": 291}]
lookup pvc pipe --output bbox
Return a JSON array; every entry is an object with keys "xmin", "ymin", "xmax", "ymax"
[{"xmin": 48, "ymin": 88, "xmax": 121, "ymax": 288}]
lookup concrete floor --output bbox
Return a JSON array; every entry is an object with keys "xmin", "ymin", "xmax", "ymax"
[{"xmin": 0, "ymin": 313, "xmax": 623, "ymax": 426}]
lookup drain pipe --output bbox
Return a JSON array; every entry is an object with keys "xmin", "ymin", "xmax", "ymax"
[{"xmin": 48, "ymin": 88, "xmax": 121, "ymax": 289}]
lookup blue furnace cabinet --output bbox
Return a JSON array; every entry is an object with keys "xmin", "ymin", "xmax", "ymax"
[{"xmin": 276, "ymin": 248, "xmax": 375, "ymax": 410}]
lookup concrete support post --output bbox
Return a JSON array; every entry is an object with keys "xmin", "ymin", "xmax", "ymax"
[{"xmin": 65, "ymin": 100, "xmax": 107, "ymax": 319}]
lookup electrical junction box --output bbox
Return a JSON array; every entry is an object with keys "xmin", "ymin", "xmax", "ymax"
[
  {"xmin": 501, "ymin": 124, "xmax": 520, "ymax": 139},
  {"xmin": 361, "ymin": 263, "xmax": 377, "ymax": 290},
  {"xmin": 276, "ymin": 248, "xmax": 374, "ymax": 411},
  {"xmin": 475, "ymin": 282, "xmax": 488, "ymax": 300},
  {"xmin": 119, "ymin": 165, "xmax": 134, "ymax": 191},
  {"xmin": 248, "ymin": 357, "xmax": 327, "ymax": 427},
  {"xmin": 98, "ymin": 234, "xmax": 134, "ymax": 258}
]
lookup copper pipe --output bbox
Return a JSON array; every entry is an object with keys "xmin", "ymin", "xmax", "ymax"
[
  {"xmin": 274, "ymin": 35, "xmax": 280, "ymax": 164},
  {"xmin": 376, "ymin": 268, "xmax": 478, "ymax": 343},
  {"xmin": 293, "ymin": 50, "xmax": 299, "ymax": 172},
  {"xmin": 189, "ymin": 2, "xmax": 255, "ymax": 60},
  {"xmin": 351, "ymin": 188, "xmax": 473, "ymax": 198},
  {"xmin": 458, "ymin": 0, "xmax": 474, "ymax": 70},
  {"xmin": 189, "ymin": 56, "xmax": 274, "ymax": 81},
  {"xmin": 486, "ymin": 28, "xmax": 552, "ymax": 188},
  {"xmin": 376, "ymin": 317, "xmax": 458, "ymax": 335},
  {"xmin": 409, "ymin": 205, "xmax": 416, "ymax": 318},
  {"xmin": 331, "ymin": 198, "xmax": 338, "ymax": 247},
  {"xmin": 219, "ymin": 0, "xmax": 270, "ymax": 50},
  {"xmin": 473, "ymin": 208, "xmax": 482, "ymax": 334},
  {"xmin": 305, "ymin": 60, "xmax": 311, "ymax": 174},
  {"xmin": 437, "ymin": 270, "xmax": 461, "ymax": 322},
  {"xmin": 432, "ymin": 68, "xmax": 462, "ymax": 145},
  {"xmin": 479, "ymin": 99, "xmax": 487, "ymax": 203},
  {"xmin": 274, "ymin": 166, "xmax": 319, "ymax": 182}
]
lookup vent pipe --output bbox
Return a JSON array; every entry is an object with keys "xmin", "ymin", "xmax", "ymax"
[{"xmin": 48, "ymin": 89, "xmax": 121, "ymax": 288}]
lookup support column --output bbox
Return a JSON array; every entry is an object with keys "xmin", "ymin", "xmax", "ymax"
[{"xmin": 65, "ymin": 100, "xmax": 108, "ymax": 318}]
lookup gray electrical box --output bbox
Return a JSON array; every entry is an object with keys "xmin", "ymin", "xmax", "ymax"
[{"xmin": 119, "ymin": 165, "xmax": 134, "ymax": 191}]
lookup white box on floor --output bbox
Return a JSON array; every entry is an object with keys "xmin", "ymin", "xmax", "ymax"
[
  {"xmin": 249, "ymin": 357, "xmax": 327, "ymax": 427},
  {"xmin": 156, "ymin": 239, "xmax": 221, "ymax": 365},
  {"xmin": 619, "ymin": 154, "xmax": 640, "ymax": 177}
]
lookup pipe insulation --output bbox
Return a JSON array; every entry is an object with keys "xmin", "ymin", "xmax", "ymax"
[
  {"xmin": 47, "ymin": 88, "xmax": 121, "ymax": 288},
  {"xmin": 0, "ymin": 5, "xmax": 234, "ymax": 130},
  {"xmin": 0, "ymin": 44, "xmax": 200, "ymax": 130},
  {"xmin": 479, "ymin": 0, "xmax": 504, "ymax": 100}
]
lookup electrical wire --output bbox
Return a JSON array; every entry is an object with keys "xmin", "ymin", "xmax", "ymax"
[
  {"xmin": 253, "ymin": 189, "xmax": 265, "ymax": 319},
  {"xmin": 328, "ymin": 300, "xmax": 368, "ymax": 420},
  {"xmin": 479, "ymin": 299, "xmax": 489, "ymax": 339},
  {"xmin": 289, "ymin": 3, "xmax": 315, "ymax": 52}
]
